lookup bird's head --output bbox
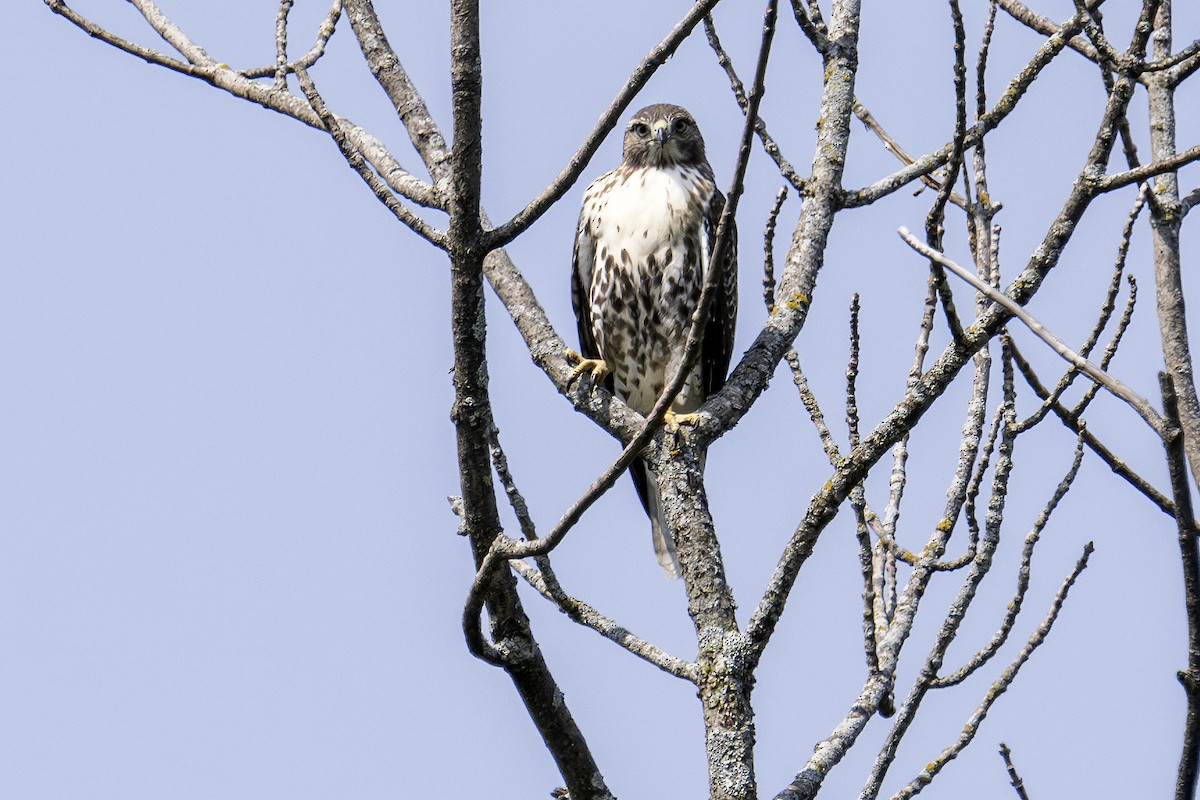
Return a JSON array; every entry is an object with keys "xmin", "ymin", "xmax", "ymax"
[{"xmin": 621, "ymin": 104, "xmax": 707, "ymax": 170}]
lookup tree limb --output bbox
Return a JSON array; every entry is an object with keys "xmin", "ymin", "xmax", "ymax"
[
  {"xmin": 295, "ymin": 66, "xmax": 446, "ymax": 245},
  {"xmin": 890, "ymin": 542, "xmax": 1094, "ymax": 800},
  {"xmin": 510, "ymin": 560, "xmax": 698, "ymax": 681},
  {"xmin": 999, "ymin": 743, "xmax": 1033, "ymax": 800},
  {"xmin": 1162, "ymin": 373, "xmax": 1200, "ymax": 800},
  {"xmin": 898, "ymin": 227, "xmax": 1168, "ymax": 436}
]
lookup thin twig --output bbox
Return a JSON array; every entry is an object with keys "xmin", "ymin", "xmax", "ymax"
[
  {"xmin": 45, "ymin": 0, "xmax": 204, "ymax": 77},
  {"xmin": 510, "ymin": 561, "xmax": 698, "ymax": 681},
  {"xmin": 923, "ymin": 0, "xmax": 969, "ymax": 344},
  {"xmin": 50, "ymin": 0, "xmax": 438, "ymax": 209},
  {"xmin": 890, "ymin": 543, "xmax": 1094, "ymax": 800},
  {"xmin": 844, "ymin": 295, "xmax": 887, "ymax": 689},
  {"xmin": 244, "ymin": 0, "xmax": 342, "ymax": 80},
  {"xmin": 932, "ymin": 438, "xmax": 1086, "ymax": 688},
  {"xmin": 789, "ymin": 334, "xmax": 972, "ymax": 575},
  {"xmin": 844, "ymin": 7, "xmax": 1092, "ymax": 208},
  {"xmin": 998, "ymin": 743, "xmax": 1033, "ymax": 800},
  {"xmin": 488, "ymin": 423, "xmax": 538, "ymax": 541},
  {"xmin": 788, "ymin": 0, "xmax": 969, "ymax": 209},
  {"xmin": 881, "ymin": 279, "xmax": 937, "ymax": 567},
  {"xmin": 954, "ymin": 398, "xmax": 1007, "ymax": 573},
  {"xmin": 273, "ymin": 0, "xmax": 294, "ymax": 89},
  {"xmin": 862, "ymin": 396, "xmax": 1016, "ymax": 798},
  {"xmin": 853, "ymin": 101, "xmax": 969, "ymax": 209},
  {"xmin": 898, "ymin": 227, "xmax": 1167, "ymax": 435},
  {"xmin": 788, "ymin": 0, "xmax": 825, "ymax": 54},
  {"xmin": 1161, "ymin": 374, "xmax": 1200, "ymax": 800},
  {"xmin": 488, "ymin": 425, "xmax": 695, "ymax": 680},
  {"xmin": 1017, "ymin": 188, "xmax": 1144, "ymax": 431},
  {"xmin": 1008, "ymin": 339, "xmax": 1184, "ymax": 521},
  {"xmin": 847, "ymin": 295, "xmax": 863, "ymax": 448},
  {"xmin": 704, "ymin": 15, "xmax": 806, "ymax": 192},
  {"xmin": 1099, "ymin": 144, "xmax": 1200, "ymax": 193},
  {"xmin": 790, "ymin": 356, "xmax": 840, "ymax": 463},
  {"xmin": 295, "ymin": 67, "xmax": 446, "ymax": 246},
  {"xmin": 968, "ymin": 5, "xmax": 1000, "ymax": 300},
  {"xmin": 1072, "ymin": 274, "xmax": 1138, "ymax": 417},
  {"xmin": 763, "ymin": 186, "xmax": 789, "ymax": 311}
]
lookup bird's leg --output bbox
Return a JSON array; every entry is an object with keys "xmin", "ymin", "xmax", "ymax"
[
  {"xmin": 565, "ymin": 349, "xmax": 610, "ymax": 384},
  {"xmin": 664, "ymin": 410, "xmax": 703, "ymax": 429}
]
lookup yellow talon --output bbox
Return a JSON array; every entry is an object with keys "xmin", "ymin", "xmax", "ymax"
[
  {"xmin": 665, "ymin": 411, "xmax": 703, "ymax": 429},
  {"xmin": 566, "ymin": 349, "xmax": 610, "ymax": 384}
]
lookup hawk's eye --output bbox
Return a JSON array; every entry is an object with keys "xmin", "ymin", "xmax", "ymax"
[
  {"xmin": 671, "ymin": 118, "xmax": 691, "ymax": 134},
  {"xmin": 631, "ymin": 122, "xmax": 650, "ymax": 137}
]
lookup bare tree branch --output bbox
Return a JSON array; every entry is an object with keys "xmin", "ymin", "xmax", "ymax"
[
  {"xmin": 703, "ymin": 14, "xmax": 806, "ymax": 193},
  {"xmin": 890, "ymin": 542, "xmax": 1094, "ymax": 800},
  {"xmin": 762, "ymin": 186, "xmax": 789, "ymax": 310},
  {"xmin": 1162, "ymin": 373, "xmax": 1200, "ymax": 800},
  {"xmin": 995, "ymin": 0, "xmax": 1102, "ymax": 65},
  {"xmin": 273, "ymin": 0, "xmax": 295, "ymax": 89},
  {"xmin": 436, "ymin": 2, "xmax": 618, "ymax": 796},
  {"xmin": 767, "ymin": 33, "xmax": 1151, "ymax": 796},
  {"xmin": 342, "ymin": 0, "xmax": 452, "ymax": 190},
  {"xmin": 788, "ymin": 0, "xmax": 972, "ymax": 210},
  {"xmin": 898, "ymin": 226, "xmax": 1168, "ymax": 435},
  {"xmin": 1016, "ymin": 190, "xmax": 1144, "ymax": 432},
  {"xmin": 1008, "ymin": 338, "xmax": 1184, "ymax": 520},
  {"xmin": 852, "ymin": 100, "xmax": 969, "ymax": 210},
  {"xmin": 241, "ymin": 0, "xmax": 341, "ymax": 81},
  {"xmin": 843, "ymin": 7, "xmax": 1092, "ymax": 208},
  {"xmin": 843, "ymin": 296, "xmax": 884, "ymax": 682},
  {"xmin": 45, "ymin": 0, "xmax": 201, "ymax": 77},
  {"xmin": 1182, "ymin": 185, "xmax": 1200, "ymax": 217},
  {"xmin": 931, "ymin": 438, "xmax": 1086, "ymax": 689},
  {"xmin": 861, "ymin": 386, "xmax": 1015, "ymax": 799},
  {"xmin": 295, "ymin": 67, "xmax": 446, "ymax": 245},
  {"xmin": 510, "ymin": 560, "xmax": 698, "ymax": 681},
  {"xmin": 922, "ymin": 0, "xmax": 970, "ymax": 345},
  {"xmin": 999, "ymin": 743, "xmax": 1033, "ymax": 800},
  {"xmin": 49, "ymin": 0, "xmax": 439, "ymax": 208},
  {"xmin": 1099, "ymin": 144, "xmax": 1200, "ymax": 193}
]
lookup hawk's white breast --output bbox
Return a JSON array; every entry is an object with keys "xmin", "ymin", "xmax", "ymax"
[
  {"xmin": 580, "ymin": 164, "xmax": 715, "ymax": 414},
  {"xmin": 587, "ymin": 165, "xmax": 707, "ymax": 269}
]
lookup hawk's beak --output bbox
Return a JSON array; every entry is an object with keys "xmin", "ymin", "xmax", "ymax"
[{"xmin": 652, "ymin": 121, "xmax": 669, "ymax": 145}]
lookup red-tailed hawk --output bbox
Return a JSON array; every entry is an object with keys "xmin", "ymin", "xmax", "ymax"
[{"xmin": 570, "ymin": 103, "xmax": 738, "ymax": 578}]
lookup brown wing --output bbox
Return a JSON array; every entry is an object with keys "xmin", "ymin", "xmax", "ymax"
[
  {"xmin": 570, "ymin": 202, "xmax": 601, "ymax": 362},
  {"xmin": 701, "ymin": 186, "xmax": 738, "ymax": 399}
]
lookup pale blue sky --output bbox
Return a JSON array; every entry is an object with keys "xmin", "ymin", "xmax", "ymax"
[{"xmin": 6, "ymin": 1, "xmax": 1200, "ymax": 798}]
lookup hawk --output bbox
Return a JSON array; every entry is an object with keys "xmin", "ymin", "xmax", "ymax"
[{"xmin": 569, "ymin": 103, "xmax": 738, "ymax": 579}]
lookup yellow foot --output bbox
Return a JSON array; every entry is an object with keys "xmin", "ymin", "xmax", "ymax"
[
  {"xmin": 665, "ymin": 411, "xmax": 703, "ymax": 429},
  {"xmin": 565, "ymin": 349, "xmax": 610, "ymax": 384}
]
